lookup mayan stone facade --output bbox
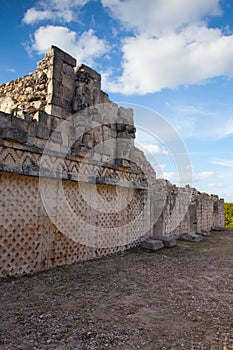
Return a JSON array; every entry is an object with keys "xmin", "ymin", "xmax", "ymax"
[{"xmin": 0, "ymin": 46, "xmax": 224, "ymax": 277}]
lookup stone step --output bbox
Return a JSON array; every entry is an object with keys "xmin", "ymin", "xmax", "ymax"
[
  {"xmin": 152, "ymin": 236, "xmax": 177, "ymax": 248},
  {"xmin": 200, "ymin": 230, "xmax": 211, "ymax": 237},
  {"xmin": 142, "ymin": 239, "xmax": 164, "ymax": 251},
  {"xmin": 211, "ymin": 226, "xmax": 226, "ymax": 231},
  {"xmin": 179, "ymin": 233, "xmax": 203, "ymax": 242}
]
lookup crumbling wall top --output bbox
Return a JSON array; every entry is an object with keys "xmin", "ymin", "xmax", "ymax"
[{"xmin": 0, "ymin": 46, "xmax": 148, "ymax": 180}]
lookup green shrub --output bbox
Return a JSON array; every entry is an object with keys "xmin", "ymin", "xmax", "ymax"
[{"xmin": 224, "ymin": 202, "xmax": 233, "ymax": 228}]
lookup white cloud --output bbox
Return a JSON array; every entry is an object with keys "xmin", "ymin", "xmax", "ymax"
[
  {"xmin": 100, "ymin": 0, "xmax": 233, "ymax": 95},
  {"xmin": 165, "ymin": 103, "xmax": 233, "ymax": 140},
  {"xmin": 102, "ymin": 0, "xmax": 221, "ymax": 35},
  {"xmin": 208, "ymin": 183, "xmax": 224, "ymax": 188},
  {"xmin": 29, "ymin": 26, "xmax": 107, "ymax": 66},
  {"xmin": 23, "ymin": 8, "xmax": 54, "ymax": 24},
  {"xmin": 220, "ymin": 119, "xmax": 233, "ymax": 138},
  {"xmin": 212, "ymin": 159, "xmax": 233, "ymax": 167},
  {"xmin": 103, "ymin": 26, "xmax": 233, "ymax": 94},
  {"xmin": 163, "ymin": 170, "xmax": 213, "ymax": 185},
  {"xmin": 194, "ymin": 171, "xmax": 213, "ymax": 180},
  {"xmin": 138, "ymin": 143, "xmax": 168, "ymax": 157},
  {"xmin": 23, "ymin": 0, "xmax": 88, "ymax": 24}
]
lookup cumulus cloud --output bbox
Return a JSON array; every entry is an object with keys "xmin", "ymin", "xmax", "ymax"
[
  {"xmin": 140, "ymin": 144, "xmax": 168, "ymax": 156},
  {"xmin": 29, "ymin": 26, "xmax": 107, "ymax": 66},
  {"xmin": 139, "ymin": 144, "xmax": 168, "ymax": 157},
  {"xmin": 102, "ymin": 0, "xmax": 221, "ymax": 35},
  {"xmin": 23, "ymin": 0, "xmax": 88, "ymax": 24},
  {"xmin": 104, "ymin": 26, "xmax": 233, "ymax": 94},
  {"xmin": 100, "ymin": 0, "xmax": 233, "ymax": 94}
]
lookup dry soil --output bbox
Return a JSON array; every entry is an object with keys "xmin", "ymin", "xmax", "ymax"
[{"xmin": 0, "ymin": 230, "xmax": 233, "ymax": 350}]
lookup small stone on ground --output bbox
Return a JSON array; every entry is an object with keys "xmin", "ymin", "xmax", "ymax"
[
  {"xmin": 153, "ymin": 236, "xmax": 177, "ymax": 248},
  {"xmin": 142, "ymin": 239, "xmax": 164, "ymax": 251},
  {"xmin": 179, "ymin": 233, "xmax": 203, "ymax": 242}
]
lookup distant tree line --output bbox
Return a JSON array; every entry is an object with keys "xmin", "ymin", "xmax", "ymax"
[{"xmin": 224, "ymin": 202, "xmax": 233, "ymax": 228}]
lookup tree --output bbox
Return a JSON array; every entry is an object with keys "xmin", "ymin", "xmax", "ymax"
[{"xmin": 224, "ymin": 202, "xmax": 233, "ymax": 228}]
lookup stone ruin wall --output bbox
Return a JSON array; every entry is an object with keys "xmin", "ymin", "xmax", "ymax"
[
  {"xmin": 0, "ymin": 46, "xmax": 109, "ymax": 121},
  {"xmin": 151, "ymin": 182, "xmax": 224, "ymax": 237},
  {"xmin": 0, "ymin": 46, "xmax": 224, "ymax": 277},
  {"xmin": 0, "ymin": 52, "xmax": 50, "ymax": 118}
]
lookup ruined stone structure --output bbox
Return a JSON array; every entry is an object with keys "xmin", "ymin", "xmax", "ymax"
[{"xmin": 0, "ymin": 46, "xmax": 224, "ymax": 277}]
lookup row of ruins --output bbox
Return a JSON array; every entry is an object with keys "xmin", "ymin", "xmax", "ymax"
[{"xmin": 0, "ymin": 46, "xmax": 224, "ymax": 277}]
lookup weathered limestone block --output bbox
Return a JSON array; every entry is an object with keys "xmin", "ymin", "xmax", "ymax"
[
  {"xmin": 142, "ymin": 239, "xmax": 164, "ymax": 251},
  {"xmin": 211, "ymin": 225, "xmax": 225, "ymax": 231},
  {"xmin": 0, "ymin": 96, "xmax": 17, "ymax": 114},
  {"xmin": 179, "ymin": 233, "xmax": 203, "ymax": 242},
  {"xmin": 0, "ymin": 127, "xmax": 28, "ymax": 144},
  {"xmin": 35, "ymin": 124, "xmax": 50, "ymax": 140},
  {"xmin": 0, "ymin": 111, "xmax": 11, "ymax": 127},
  {"xmin": 45, "ymin": 105, "xmax": 63, "ymax": 118},
  {"xmin": 153, "ymin": 236, "xmax": 177, "ymax": 248}
]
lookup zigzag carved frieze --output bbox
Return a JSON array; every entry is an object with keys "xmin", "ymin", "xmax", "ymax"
[{"xmin": 0, "ymin": 146, "xmax": 147, "ymax": 189}]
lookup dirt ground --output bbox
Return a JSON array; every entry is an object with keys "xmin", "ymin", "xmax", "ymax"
[{"xmin": 0, "ymin": 230, "xmax": 233, "ymax": 350}]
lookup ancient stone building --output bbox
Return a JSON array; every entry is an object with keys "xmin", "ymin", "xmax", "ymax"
[{"xmin": 0, "ymin": 46, "xmax": 224, "ymax": 277}]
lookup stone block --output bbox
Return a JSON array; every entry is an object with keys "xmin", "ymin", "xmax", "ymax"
[
  {"xmin": 101, "ymin": 154, "xmax": 110, "ymax": 163},
  {"xmin": 142, "ymin": 239, "xmax": 164, "ymax": 251},
  {"xmin": 211, "ymin": 226, "xmax": 225, "ymax": 231},
  {"xmin": 52, "ymin": 66, "xmax": 63, "ymax": 82},
  {"xmin": 63, "ymin": 52, "xmax": 76, "ymax": 67},
  {"xmin": 49, "ymin": 130, "xmax": 62, "ymax": 144},
  {"xmin": 91, "ymin": 151, "xmax": 102, "ymax": 162},
  {"xmin": 11, "ymin": 116, "xmax": 27, "ymax": 131},
  {"xmin": 101, "ymin": 91, "xmax": 109, "ymax": 103},
  {"xmin": 38, "ymin": 111, "xmax": 50, "ymax": 127},
  {"xmin": 62, "ymin": 86, "xmax": 73, "ymax": 101},
  {"xmin": 53, "ymin": 80, "xmax": 62, "ymax": 96},
  {"xmin": 62, "ymin": 75, "xmax": 75, "ymax": 90},
  {"xmin": 45, "ymin": 140, "xmax": 61, "ymax": 154},
  {"xmin": 63, "ymin": 63, "xmax": 75, "ymax": 78},
  {"xmin": 153, "ymin": 236, "xmax": 177, "ymax": 248},
  {"xmin": 50, "ymin": 116, "xmax": 60, "ymax": 130},
  {"xmin": 49, "ymin": 95, "xmax": 64, "ymax": 108},
  {"xmin": 28, "ymin": 120, "xmax": 37, "ymax": 135},
  {"xmin": 71, "ymin": 142, "xmax": 91, "ymax": 157},
  {"xmin": 45, "ymin": 104, "xmax": 63, "ymax": 118},
  {"xmin": 201, "ymin": 230, "xmax": 211, "ymax": 237},
  {"xmin": 0, "ymin": 113, "xmax": 11, "ymax": 129},
  {"xmin": 62, "ymin": 98, "xmax": 73, "ymax": 110},
  {"xmin": 36, "ymin": 125, "xmax": 50, "ymax": 139},
  {"xmin": 0, "ymin": 127, "xmax": 28, "ymax": 144},
  {"xmin": 24, "ymin": 114, "xmax": 33, "ymax": 123},
  {"xmin": 76, "ymin": 64, "xmax": 100, "ymax": 84},
  {"xmin": 179, "ymin": 233, "xmax": 203, "ymax": 242}
]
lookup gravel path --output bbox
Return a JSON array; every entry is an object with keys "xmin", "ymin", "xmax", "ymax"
[{"xmin": 0, "ymin": 230, "xmax": 233, "ymax": 350}]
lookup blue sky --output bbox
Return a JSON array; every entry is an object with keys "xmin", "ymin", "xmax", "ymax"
[{"xmin": 0, "ymin": 0, "xmax": 233, "ymax": 201}]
